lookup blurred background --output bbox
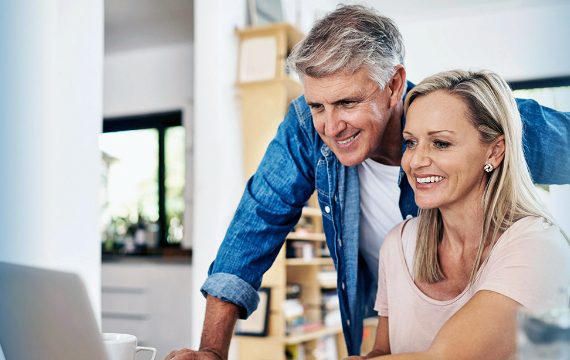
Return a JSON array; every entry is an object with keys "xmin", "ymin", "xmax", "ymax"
[{"xmin": 0, "ymin": 0, "xmax": 568, "ymax": 359}]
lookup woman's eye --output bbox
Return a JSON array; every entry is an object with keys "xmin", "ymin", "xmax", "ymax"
[
  {"xmin": 404, "ymin": 139, "xmax": 417, "ymax": 149},
  {"xmin": 433, "ymin": 140, "xmax": 451, "ymax": 149}
]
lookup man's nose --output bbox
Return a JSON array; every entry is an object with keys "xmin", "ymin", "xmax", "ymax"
[{"xmin": 323, "ymin": 108, "xmax": 346, "ymax": 137}]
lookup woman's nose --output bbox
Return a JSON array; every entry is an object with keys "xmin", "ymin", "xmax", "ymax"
[{"xmin": 409, "ymin": 146, "xmax": 431, "ymax": 169}]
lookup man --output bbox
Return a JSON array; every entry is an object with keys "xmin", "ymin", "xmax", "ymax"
[{"xmin": 167, "ymin": 5, "xmax": 570, "ymax": 359}]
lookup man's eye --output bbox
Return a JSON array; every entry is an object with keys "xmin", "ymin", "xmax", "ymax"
[
  {"xmin": 309, "ymin": 104, "xmax": 324, "ymax": 112},
  {"xmin": 404, "ymin": 139, "xmax": 417, "ymax": 149},
  {"xmin": 340, "ymin": 100, "xmax": 357, "ymax": 108},
  {"xmin": 434, "ymin": 140, "xmax": 451, "ymax": 149}
]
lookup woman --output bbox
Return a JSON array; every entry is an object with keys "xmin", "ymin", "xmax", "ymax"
[{"xmin": 355, "ymin": 70, "xmax": 570, "ymax": 359}]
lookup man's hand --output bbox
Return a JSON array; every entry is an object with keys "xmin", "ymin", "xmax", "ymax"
[
  {"xmin": 165, "ymin": 348, "xmax": 222, "ymax": 360},
  {"xmin": 164, "ymin": 295, "xmax": 240, "ymax": 360}
]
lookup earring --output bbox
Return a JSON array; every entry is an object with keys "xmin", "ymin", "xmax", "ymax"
[{"xmin": 484, "ymin": 163, "xmax": 494, "ymax": 173}]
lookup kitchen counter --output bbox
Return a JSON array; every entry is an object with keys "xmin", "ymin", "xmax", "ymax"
[{"xmin": 102, "ymin": 248, "xmax": 192, "ymax": 264}]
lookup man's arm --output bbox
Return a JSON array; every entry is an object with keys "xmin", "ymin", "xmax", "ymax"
[
  {"xmin": 165, "ymin": 296, "xmax": 239, "ymax": 360},
  {"xmin": 202, "ymin": 96, "xmax": 318, "ymax": 316},
  {"xmin": 517, "ymin": 98, "xmax": 570, "ymax": 184},
  {"xmin": 166, "ymin": 98, "xmax": 319, "ymax": 359}
]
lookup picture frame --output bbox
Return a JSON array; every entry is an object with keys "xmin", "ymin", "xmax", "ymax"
[{"xmin": 235, "ymin": 287, "xmax": 271, "ymax": 336}]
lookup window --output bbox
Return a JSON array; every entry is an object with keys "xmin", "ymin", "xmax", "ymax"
[
  {"xmin": 100, "ymin": 111, "xmax": 186, "ymax": 255},
  {"xmin": 511, "ymin": 76, "xmax": 570, "ymax": 235}
]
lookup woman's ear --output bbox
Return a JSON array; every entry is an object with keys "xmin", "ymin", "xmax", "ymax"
[
  {"xmin": 488, "ymin": 135, "xmax": 506, "ymax": 168},
  {"xmin": 388, "ymin": 65, "xmax": 406, "ymax": 108}
]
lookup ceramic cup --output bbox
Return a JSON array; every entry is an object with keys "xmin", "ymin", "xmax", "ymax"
[
  {"xmin": 518, "ymin": 307, "xmax": 570, "ymax": 360},
  {"xmin": 102, "ymin": 333, "xmax": 156, "ymax": 360}
]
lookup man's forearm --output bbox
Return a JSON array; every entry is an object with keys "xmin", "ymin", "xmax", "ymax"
[{"xmin": 199, "ymin": 295, "xmax": 240, "ymax": 359}]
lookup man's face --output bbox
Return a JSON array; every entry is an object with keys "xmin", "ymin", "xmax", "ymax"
[{"xmin": 304, "ymin": 68, "xmax": 393, "ymax": 166}]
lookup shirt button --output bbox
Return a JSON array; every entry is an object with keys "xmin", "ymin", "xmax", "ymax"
[
  {"xmin": 406, "ymin": 214, "xmax": 413, "ymax": 219},
  {"xmin": 346, "ymin": 319, "xmax": 351, "ymax": 326},
  {"xmin": 324, "ymin": 206, "xmax": 331, "ymax": 213},
  {"xmin": 337, "ymin": 238, "xmax": 342, "ymax": 247},
  {"xmin": 341, "ymin": 282, "xmax": 346, "ymax": 290}
]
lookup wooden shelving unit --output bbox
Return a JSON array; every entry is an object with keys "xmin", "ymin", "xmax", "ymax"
[
  {"xmin": 234, "ymin": 23, "xmax": 377, "ymax": 360},
  {"xmin": 284, "ymin": 258, "xmax": 333, "ymax": 266},
  {"xmin": 236, "ymin": 202, "xmax": 353, "ymax": 359},
  {"xmin": 235, "ymin": 23, "xmax": 304, "ymax": 180}
]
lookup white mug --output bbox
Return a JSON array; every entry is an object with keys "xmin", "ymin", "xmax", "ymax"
[{"xmin": 102, "ymin": 333, "xmax": 156, "ymax": 360}]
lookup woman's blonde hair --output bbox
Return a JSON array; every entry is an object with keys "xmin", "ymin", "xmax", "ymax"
[{"xmin": 404, "ymin": 69, "xmax": 553, "ymax": 284}]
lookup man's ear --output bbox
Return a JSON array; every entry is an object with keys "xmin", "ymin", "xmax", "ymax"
[
  {"xmin": 487, "ymin": 135, "xmax": 506, "ymax": 168},
  {"xmin": 388, "ymin": 65, "xmax": 406, "ymax": 108}
]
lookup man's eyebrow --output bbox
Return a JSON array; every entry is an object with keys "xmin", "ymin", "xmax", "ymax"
[
  {"xmin": 332, "ymin": 97, "xmax": 355, "ymax": 105},
  {"xmin": 330, "ymin": 95, "xmax": 364, "ymax": 105},
  {"xmin": 306, "ymin": 93, "xmax": 364, "ymax": 107}
]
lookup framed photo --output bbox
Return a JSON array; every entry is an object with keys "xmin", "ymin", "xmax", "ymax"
[{"xmin": 235, "ymin": 287, "xmax": 271, "ymax": 336}]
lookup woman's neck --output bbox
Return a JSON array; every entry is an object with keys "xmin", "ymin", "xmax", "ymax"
[{"xmin": 439, "ymin": 199, "xmax": 485, "ymax": 251}]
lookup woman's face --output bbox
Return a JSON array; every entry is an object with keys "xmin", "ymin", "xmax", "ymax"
[{"xmin": 402, "ymin": 91, "xmax": 493, "ymax": 211}]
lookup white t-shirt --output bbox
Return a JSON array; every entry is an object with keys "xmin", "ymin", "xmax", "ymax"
[
  {"xmin": 358, "ymin": 159, "xmax": 403, "ymax": 282},
  {"xmin": 375, "ymin": 216, "xmax": 570, "ymax": 353}
]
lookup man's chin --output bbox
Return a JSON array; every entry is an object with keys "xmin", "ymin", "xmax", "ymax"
[{"xmin": 336, "ymin": 154, "xmax": 366, "ymax": 167}]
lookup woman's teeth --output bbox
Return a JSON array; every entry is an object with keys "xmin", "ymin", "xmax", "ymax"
[{"xmin": 417, "ymin": 176, "xmax": 444, "ymax": 184}]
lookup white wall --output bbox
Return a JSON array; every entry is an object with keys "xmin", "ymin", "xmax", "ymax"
[
  {"xmin": 0, "ymin": 0, "xmax": 103, "ymax": 319},
  {"xmin": 396, "ymin": 2, "xmax": 570, "ymax": 82},
  {"xmin": 104, "ymin": 43, "xmax": 193, "ymax": 117},
  {"xmin": 103, "ymin": 43, "xmax": 194, "ymax": 250},
  {"xmin": 284, "ymin": 1, "xmax": 570, "ymax": 81},
  {"xmin": 192, "ymin": 0, "xmax": 247, "ymax": 350}
]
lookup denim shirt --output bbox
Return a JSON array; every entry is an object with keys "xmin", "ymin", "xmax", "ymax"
[{"xmin": 201, "ymin": 82, "xmax": 570, "ymax": 355}]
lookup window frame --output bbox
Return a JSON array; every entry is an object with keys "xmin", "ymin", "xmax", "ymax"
[
  {"xmin": 509, "ymin": 75, "xmax": 570, "ymax": 91},
  {"xmin": 102, "ymin": 110, "xmax": 183, "ymax": 249}
]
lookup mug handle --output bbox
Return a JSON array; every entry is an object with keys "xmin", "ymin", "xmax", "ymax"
[{"xmin": 136, "ymin": 346, "xmax": 157, "ymax": 360}]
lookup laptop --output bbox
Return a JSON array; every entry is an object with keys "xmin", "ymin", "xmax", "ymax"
[{"xmin": 0, "ymin": 261, "xmax": 108, "ymax": 360}]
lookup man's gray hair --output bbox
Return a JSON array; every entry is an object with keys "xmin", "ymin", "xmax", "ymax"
[{"xmin": 287, "ymin": 4, "xmax": 405, "ymax": 89}]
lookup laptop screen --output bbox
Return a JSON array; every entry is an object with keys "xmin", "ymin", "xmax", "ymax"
[{"xmin": 0, "ymin": 262, "xmax": 107, "ymax": 360}]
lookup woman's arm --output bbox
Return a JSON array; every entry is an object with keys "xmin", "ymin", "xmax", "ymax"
[
  {"xmin": 369, "ymin": 290, "xmax": 520, "ymax": 360},
  {"xmin": 367, "ymin": 316, "xmax": 391, "ymax": 357},
  {"xmin": 345, "ymin": 316, "xmax": 391, "ymax": 359}
]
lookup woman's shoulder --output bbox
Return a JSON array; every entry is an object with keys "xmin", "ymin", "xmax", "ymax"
[
  {"xmin": 494, "ymin": 216, "xmax": 569, "ymax": 259},
  {"xmin": 381, "ymin": 218, "xmax": 419, "ymax": 255},
  {"xmin": 502, "ymin": 216, "xmax": 565, "ymax": 244}
]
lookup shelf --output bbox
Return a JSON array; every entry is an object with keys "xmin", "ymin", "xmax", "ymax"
[
  {"xmin": 284, "ymin": 324, "xmax": 343, "ymax": 344},
  {"xmin": 284, "ymin": 317, "xmax": 378, "ymax": 345},
  {"xmin": 236, "ymin": 23, "xmax": 305, "ymax": 50},
  {"xmin": 237, "ymin": 77, "xmax": 302, "ymax": 91},
  {"xmin": 301, "ymin": 207, "xmax": 322, "ymax": 217},
  {"xmin": 318, "ymin": 280, "xmax": 337, "ymax": 289},
  {"xmin": 285, "ymin": 258, "xmax": 333, "ymax": 266},
  {"xmin": 286, "ymin": 232, "xmax": 326, "ymax": 241}
]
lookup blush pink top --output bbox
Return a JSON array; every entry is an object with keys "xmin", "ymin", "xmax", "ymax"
[{"xmin": 375, "ymin": 216, "xmax": 570, "ymax": 353}]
